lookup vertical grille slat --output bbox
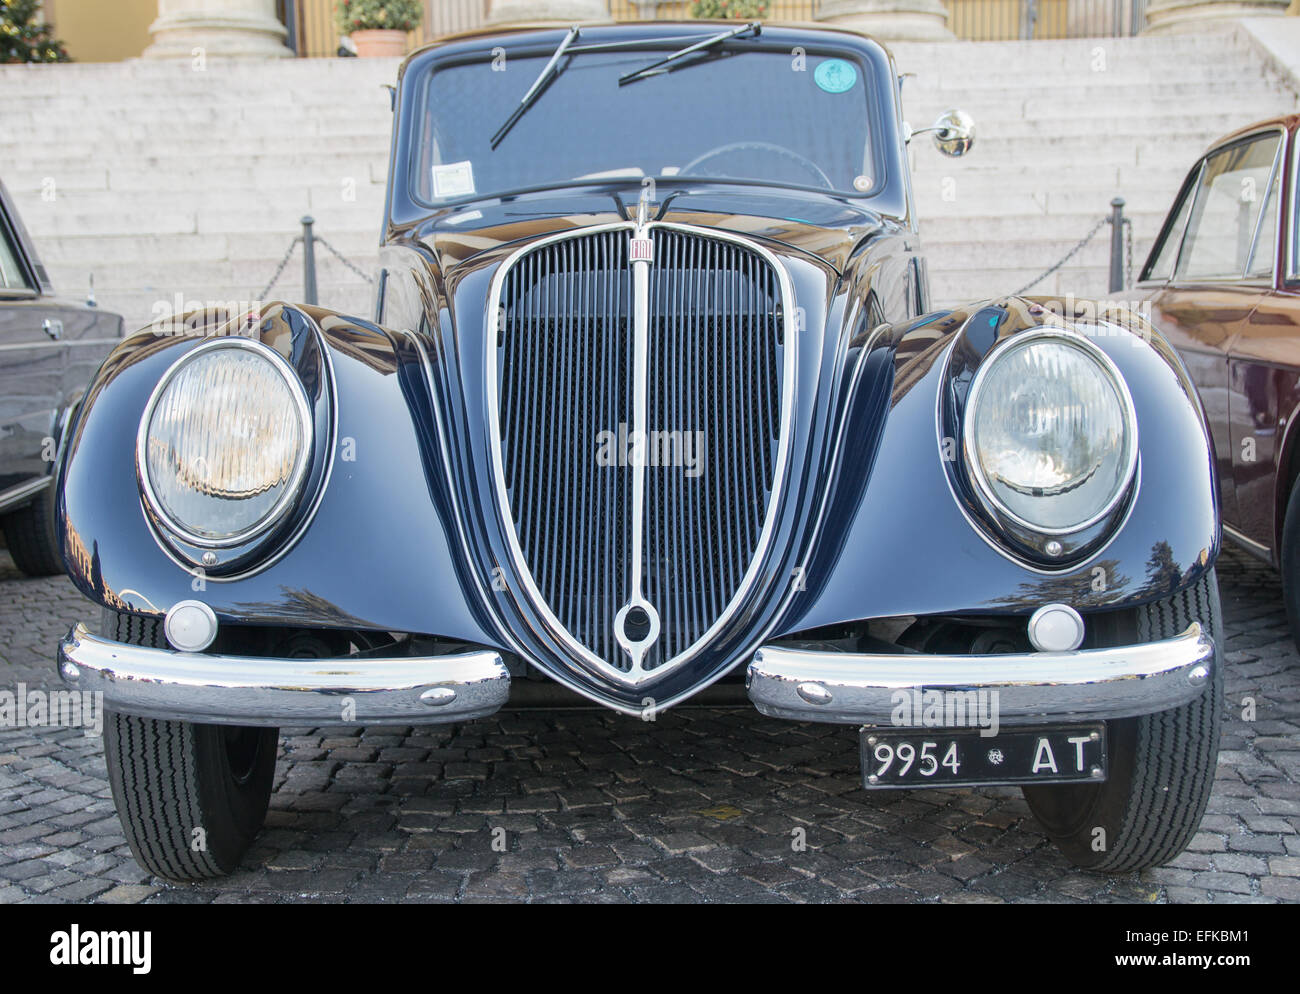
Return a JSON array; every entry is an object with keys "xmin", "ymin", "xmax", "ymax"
[{"xmin": 496, "ymin": 225, "xmax": 784, "ymax": 675}]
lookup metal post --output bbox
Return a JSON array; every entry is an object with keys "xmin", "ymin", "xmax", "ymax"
[
  {"xmin": 1021, "ymin": 0, "xmax": 1039, "ymax": 40},
  {"xmin": 1108, "ymin": 198, "xmax": 1125, "ymax": 293},
  {"xmin": 300, "ymin": 215, "xmax": 318, "ymax": 306}
]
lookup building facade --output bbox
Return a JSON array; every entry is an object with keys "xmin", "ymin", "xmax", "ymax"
[{"xmin": 31, "ymin": 0, "xmax": 1300, "ymax": 62}]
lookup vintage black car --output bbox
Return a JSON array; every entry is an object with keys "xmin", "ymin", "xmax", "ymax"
[
  {"xmin": 0, "ymin": 178, "xmax": 122, "ymax": 576},
  {"xmin": 56, "ymin": 22, "xmax": 1223, "ymax": 881}
]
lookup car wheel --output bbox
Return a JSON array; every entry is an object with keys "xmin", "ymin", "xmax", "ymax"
[
  {"xmin": 1021, "ymin": 570, "xmax": 1223, "ymax": 872},
  {"xmin": 1279, "ymin": 473, "xmax": 1300, "ymax": 654},
  {"xmin": 100, "ymin": 610, "xmax": 278, "ymax": 881},
  {"xmin": 2, "ymin": 484, "xmax": 63, "ymax": 577}
]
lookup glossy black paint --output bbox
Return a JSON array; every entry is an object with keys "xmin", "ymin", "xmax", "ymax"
[
  {"xmin": 58, "ymin": 23, "xmax": 1219, "ymax": 714},
  {"xmin": 0, "ymin": 178, "xmax": 122, "ymax": 510}
]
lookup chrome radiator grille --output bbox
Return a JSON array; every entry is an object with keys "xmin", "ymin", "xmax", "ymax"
[{"xmin": 492, "ymin": 223, "xmax": 789, "ymax": 684}]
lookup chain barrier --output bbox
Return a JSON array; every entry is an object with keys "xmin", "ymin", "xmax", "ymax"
[
  {"xmin": 1012, "ymin": 215, "xmax": 1110, "ymax": 296},
  {"xmin": 315, "ymin": 235, "xmax": 376, "ymax": 286},
  {"xmin": 1124, "ymin": 216, "xmax": 1134, "ymax": 290},
  {"xmin": 256, "ymin": 226, "xmax": 375, "ymax": 302},
  {"xmin": 257, "ymin": 236, "xmax": 302, "ymax": 300},
  {"xmin": 1013, "ymin": 207, "xmax": 1135, "ymax": 297}
]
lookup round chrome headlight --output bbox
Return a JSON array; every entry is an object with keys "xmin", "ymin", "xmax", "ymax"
[
  {"xmin": 138, "ymin": 339, "xmax": 312, "ymax": 547},
  {"xmin": 963, "ymin": 330, "xmax": 1137, "ymax": 535}
]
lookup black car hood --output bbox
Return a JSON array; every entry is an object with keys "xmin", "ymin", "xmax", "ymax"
[{"xmin": 397, "ymin": 183, "xmax": 899, "ymax": 276}]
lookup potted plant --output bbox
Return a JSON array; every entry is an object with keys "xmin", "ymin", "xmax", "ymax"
[
  {"xmin": 336, "ymin": 0, "xmax": 423, "ymax": 58},
  {"xmin": 688, "ymin": 0, "xmax": 769, "ymax": 18},
  {"xmin": 1, "ymin": 0, "xmax": 70, "ymax": 63}
]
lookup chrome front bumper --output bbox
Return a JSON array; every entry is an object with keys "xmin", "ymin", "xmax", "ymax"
[
  {"xmin": 56, "ymin": 623, "xmax": 510, "ymax": 727},
  {"xmin": 746, "ymin": 623, "xmax": 1215, "ymax": 724}
]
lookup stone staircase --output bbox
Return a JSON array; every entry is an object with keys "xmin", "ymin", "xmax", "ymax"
[
  {"xmin": 0, "ymin": 25, "xmax": 1296, "ymax": 328},
  {"xmin": 0, "ymin": 57, "xmax": 397, "ymax": 329},
  {"xmin": 896, "ymin": 24, "xmax": 1299, "ymax": 304}
]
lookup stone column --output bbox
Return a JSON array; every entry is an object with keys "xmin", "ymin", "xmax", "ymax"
[
  {"xmin": 486, "ymin": 0, "xmax": 613, "ymax": 25},
  {"xmin": 143, "ymin": 0, "xmax": 293, "ymax": 59},
  {"xmin": 817, "ymin": 0, "xmax": 955, "ymax": 42},
  {"xmin": 1142, "ymin": 0, "xmax": 1289, "ymax": 33}
]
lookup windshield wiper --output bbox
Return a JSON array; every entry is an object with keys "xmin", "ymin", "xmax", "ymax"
[
  {"xmin": 491, "ymin": 25, "xmax": 581, "ymax": 149},
  {"xmin": 618, "ymin": 21, "xmax": 760, "ymax": 86}
]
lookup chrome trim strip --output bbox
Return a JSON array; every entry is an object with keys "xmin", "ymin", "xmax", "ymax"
[
  {"xmin": 1245, "ymin": 135, "xmax": 1284, "ymax": 280},
  {"xmin": 961, "ymin": 327, "xmax": 1140, "ymax": 538},
  {"xmin": 57, "ymin": 622, "xmax": 510, "ymax": 727},
  {"xmin": 747, "ymin": 623, "xmax": 1215, "ymax": 725},
  {"xmin": 484, "ymin": 221, "xmax": 799, "ymax": 688},
  {"xmin": 612, "ymin": 212, "xmax": 662, "ymax": 670},
  {"xmin": 1288, "ymin": 126, "xmax": 1299, "ymax": 283},
  {"xmin": 1223, "ymin": 522, "xmax": 1271, "ymax": 560},
  {"xmin": 0, "ymin": 475, "xmax": 50, "ymax": 514},
  {"xmin": 135, "ymin": 337, "xmax": 315, "ymax": 550}
]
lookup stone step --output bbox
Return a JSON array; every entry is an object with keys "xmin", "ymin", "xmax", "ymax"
[
  {"xmin": 2, "ymin": 29, "xmax": 1287, "ymax": 331},
  {"xmin": 921, "ymin": 234, "xmax": 1152, "ymax": 268}
]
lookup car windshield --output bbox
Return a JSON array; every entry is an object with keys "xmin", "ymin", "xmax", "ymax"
[{"xmin": 411, "ymin": 44, "xmax": 877, "ymax": 205}]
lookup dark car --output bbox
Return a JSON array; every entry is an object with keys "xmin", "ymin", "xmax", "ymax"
[
  {"xmin": 57, "ymin": 22, "xmax": 1222, "ymax": 881},
  {"xmin": 1138, "ymin": 116, "xmax": 1300, "ymax": 648},
  {"xmin": 0, "ymin": 178, "xmax": 122, "ymax": 576}
]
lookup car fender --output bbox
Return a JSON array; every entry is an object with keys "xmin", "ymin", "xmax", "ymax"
[
  {"xmin": 775, "ymin": 295, "xmax": 1220, "ymax": 634},
  {"xmin": 57, "ymin": 302, "xmax": 500, "ymax": 645}
]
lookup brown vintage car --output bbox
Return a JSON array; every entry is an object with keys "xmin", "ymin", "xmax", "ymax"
[{"xmin": 1141, "ymin": 114, "xmax": 1300, "ymax": 646}]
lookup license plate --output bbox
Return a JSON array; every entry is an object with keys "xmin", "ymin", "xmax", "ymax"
[{"xmin": 859, "ymin": 724, "xmax": 1107, "ymax": 789}]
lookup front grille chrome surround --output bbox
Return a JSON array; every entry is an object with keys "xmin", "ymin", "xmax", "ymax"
[{"xmin": 485, "ymin": 221, "xmax": 797, "ymax": 687}]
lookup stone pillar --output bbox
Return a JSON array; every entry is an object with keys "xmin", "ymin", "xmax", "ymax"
[
  {"xmin": 817, "ymin": 0, "xmax": 955, "ymax": 42},
  {"xmin": 1142, "ymin": 0, "xmax": 1289, "ymax": 33},
  {"xmin": 143, "ymin": 0, "xmax": 293, "ymax": 59},
  {"xmin": 486, "ymin": 0, "xmax": 613, "ymax": 26}
]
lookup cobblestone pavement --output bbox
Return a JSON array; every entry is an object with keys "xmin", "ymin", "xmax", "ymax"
[{"xmin": 1, "ymin": 545, "xmax": 1297, "ymax": 904}]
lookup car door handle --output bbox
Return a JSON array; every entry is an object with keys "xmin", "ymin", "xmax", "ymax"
[{"xmin": 43, "ymin": 318, "xmax": 63, "ymax": 340}]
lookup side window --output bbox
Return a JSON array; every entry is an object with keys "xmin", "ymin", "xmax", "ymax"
[
  {"xmin": 1176, "ymin": 134, "xmax": 1282, "ymax": 281},
  {"xmin": 1143, "ymin": 169, "xmax": 1197, "ymax": 283},
  {"xmin": 0, "ymin": 222, "xmax": 33, "ymax": 292}
]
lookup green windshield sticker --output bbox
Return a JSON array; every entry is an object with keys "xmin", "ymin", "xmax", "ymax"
[{"xmin": 814, "ymin": 59, "xmax": 857, "ymax": 94}]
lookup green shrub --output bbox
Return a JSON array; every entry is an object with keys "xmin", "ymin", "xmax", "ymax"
[
  {"xmin": 335, "ymin": 0, "xmax": 424, "ymax": 34},
  {"xmin": 689, "ymin": 0, "xmax": 770, "ymax": 18}
]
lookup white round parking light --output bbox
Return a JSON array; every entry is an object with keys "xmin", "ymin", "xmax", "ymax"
[
  {"xmin": 1028, "ymin": 603, "xmax": 1085, "ymax": 653},
  {"xmin": 164, "ymin": 600, "xmax": 218, "ymax": 652}
]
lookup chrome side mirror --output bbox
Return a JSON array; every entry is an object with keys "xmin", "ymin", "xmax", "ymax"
[{"xmin": 930, "ymin": 109, "xmax": 975, "ymax": 157}]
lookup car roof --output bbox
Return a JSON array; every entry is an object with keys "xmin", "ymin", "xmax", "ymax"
[{"xmin": 1210, "ymin": 114, "xmax": 1300, "ymax": 149}]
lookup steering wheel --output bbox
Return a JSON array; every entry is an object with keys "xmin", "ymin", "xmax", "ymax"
[{"xmin": 680, "ymin": 141, "xmax": 834, "ymax": 190}]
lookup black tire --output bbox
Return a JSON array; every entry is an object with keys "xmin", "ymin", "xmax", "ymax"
[
  {"xmin": 1022, "ymin": 570, "xmax": 1224, "ymax": 872},
  {"xmin": 1279, "ymin": 473, "xmax": 1300, "ymax": 654},
  {"xmin": 2, "ymin": 483, "xmax": 62, "ymax": 577},
  {"xmin": 100, "ymin": 611, "xmax": 278, "ymax": 881}
]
